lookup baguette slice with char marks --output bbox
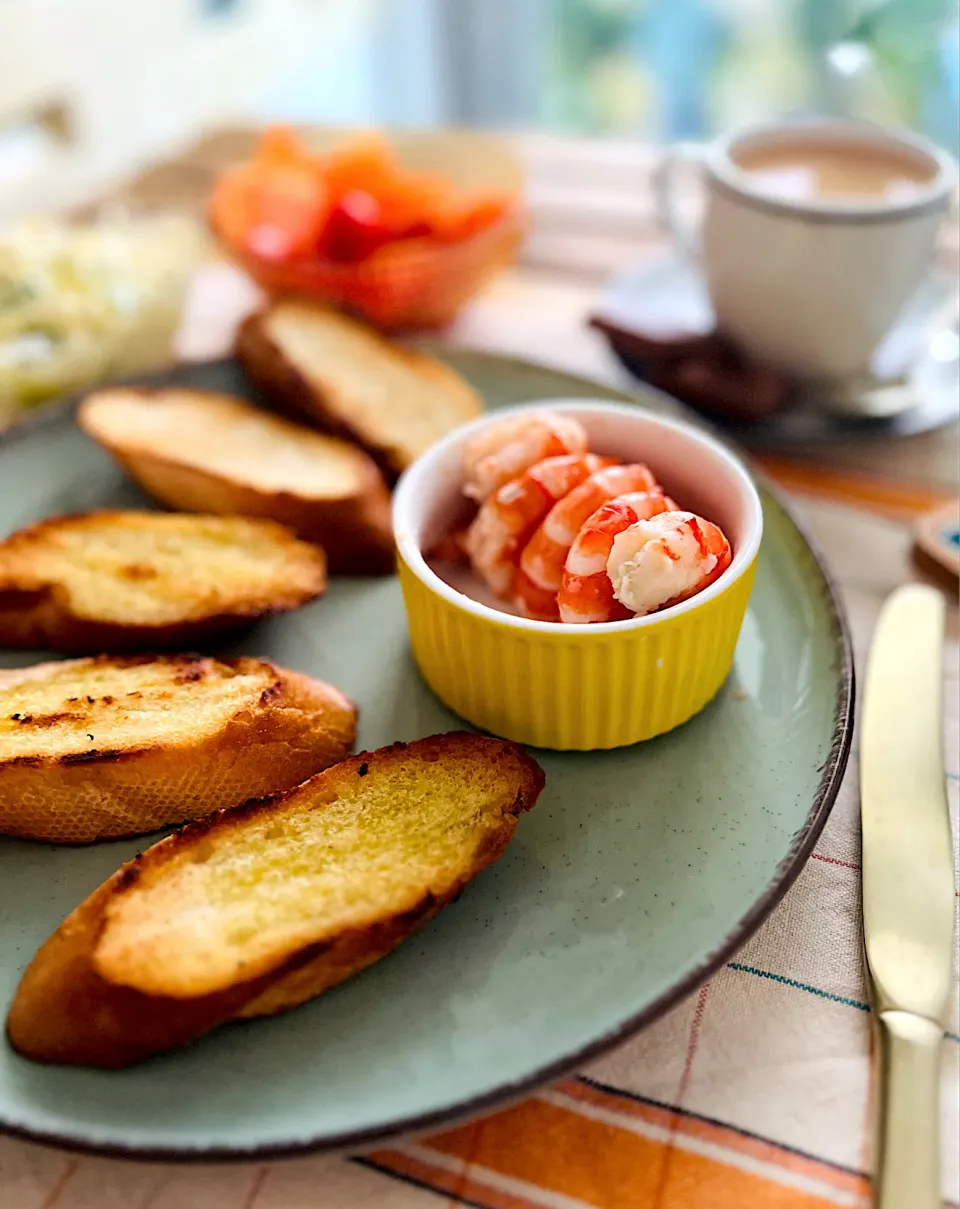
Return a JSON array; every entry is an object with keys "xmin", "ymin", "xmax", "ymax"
[
  {"xmin": 0, "ymin": 510, "xmax": 326, "ymax": 653},
  {"xmin": 78, "ymin": 388, "xmax": 396, "ymax": 575},
  {"xmin": 0, "ymin": 655, "xmax": 356, "ymax": 842},
  {"xmin": 8, "ymin": 733, "xmax": 544, "ymax": 1067},
  {"xmin": 236, "ymin": 301, "xmax": 483, "ymax": 481}
]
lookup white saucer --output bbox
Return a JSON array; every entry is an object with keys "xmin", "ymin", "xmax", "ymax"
[{"xmin": 596, "ymin": 252, "xmax": 959, "ymax": 449}]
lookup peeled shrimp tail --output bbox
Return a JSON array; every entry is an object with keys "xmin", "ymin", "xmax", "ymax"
[
  {"xmin": 607, "ymin": 511, "xmax": 733, "ymax": 617},
  {"xmin": 557, "ymin": 491, "xmax": 678, "ymax": 624}
]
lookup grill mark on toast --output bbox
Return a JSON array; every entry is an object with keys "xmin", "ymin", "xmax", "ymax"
[
  {"xmin": 119, "ymin": 564, "xmax": 158, "ymax": 580},
  {"xmin": 1, "ymin": 655, "xmax": 293, "ymax": 771},
  {"xmin": 28, "ymin": 712, "xmax": 83, "ymax": 728},
  {"xmin": 60, "ymin": 746, "xmax": 158, "ymax": 766}
]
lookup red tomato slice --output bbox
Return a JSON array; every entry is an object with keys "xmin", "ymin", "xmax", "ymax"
[{"xmin": 321, "ymin": 190, "xmax": 396, "ymax": 261}]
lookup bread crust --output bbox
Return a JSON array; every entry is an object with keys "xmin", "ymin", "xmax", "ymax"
[
  {"xmin": 5, "ymin": 870, "xmax": 330, "ymax": 1069},
  {"xmin": 0, "ymin": 655, "xmax": 357, "ymax": 842},
  {"xmin": 0, "ymin": 510, "xmax": 327, "ymax": 653},
  {"xmin": 7, "ymin": 734, "xmax": 544, "ymax": 1067},
  {"xmin": 78, "ymin": 390, "xmax": 396, "ymax": 576},
  {"xmin": 235, "ymin": 304, "xmax": 483, "ymax": 481}
]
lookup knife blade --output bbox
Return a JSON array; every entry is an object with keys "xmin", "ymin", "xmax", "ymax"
[{"xmin": 860, "ymin": 582, "xmax": 955, "ymax": 1209}]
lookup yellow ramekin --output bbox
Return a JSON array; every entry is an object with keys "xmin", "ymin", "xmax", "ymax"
[{"xmin": 393, "ymin": 400, "xmax": 763, "ymax": 750}]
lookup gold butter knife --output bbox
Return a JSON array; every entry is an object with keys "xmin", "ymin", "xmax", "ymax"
[{"xmin": 861, "ymin": 583, "xmax": 956, "ymax": 1209}]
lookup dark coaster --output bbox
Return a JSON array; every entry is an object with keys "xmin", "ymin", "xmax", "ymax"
[{"xmin": 593, "ymin": 253, "xmax": 959, "ymax": 451}]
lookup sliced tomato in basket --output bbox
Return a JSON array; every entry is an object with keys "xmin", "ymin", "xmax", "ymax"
[
  {"xmin": 431, "ymin": 191, "xmax": 513, "ymax": 242},
  {"xmin": 210, "ymin": 159, "xmax": 330, "ymax": 264},
  {"xmin": 321, "ymin": 190, "xmax": 394, "ymax": 262}
]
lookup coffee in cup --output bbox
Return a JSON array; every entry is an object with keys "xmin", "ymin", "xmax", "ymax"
[
  {"xmin": 732, "ymin": 137, "xmax": 936, "ymax": 205},
  {"xmin": 654, "ymin": 120, "xmax": 957, "ymax": 395}
]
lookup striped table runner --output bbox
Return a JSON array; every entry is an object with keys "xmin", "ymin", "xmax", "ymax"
[{"xmin": 2, "ymin": 491, "xmax": 957, "ymax": 1209}]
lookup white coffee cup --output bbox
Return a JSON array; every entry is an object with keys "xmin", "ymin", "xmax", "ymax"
[{"xmin": 654, "ymin": 119, "xmax": 957, "ymax": 389}]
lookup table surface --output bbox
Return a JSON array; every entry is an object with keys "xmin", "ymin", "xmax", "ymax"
[{"xmin": 1, "ymin": 128, "xmax": 958, "ymax": 1209}]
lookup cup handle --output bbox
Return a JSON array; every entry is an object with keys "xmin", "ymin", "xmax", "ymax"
[{"xmin": 652, "ymin": 141, "xmax": 707, "ymax": 265}]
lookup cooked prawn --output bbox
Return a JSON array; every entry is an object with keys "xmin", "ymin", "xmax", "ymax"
[
  {"xmin": 464, "ymin": 453, "xmax": 609, "ymax": 597},
  {"xmin": 517, "ymin": 464, "xmax": 661, "ymax": 596},
  {"xmin": 462, "ymin": 411, "xmax": 589, "ymax": 502},
  {"xmin": 512, "ymin": 569, "xmax": 564, "ymax": 621},
  {"xmin": 606, "ymin": 510, "xmax": 731, "ymax": 618},
  {"xmin": 557, "ymin": 492, "xmax": 685, "ymax": 624}
]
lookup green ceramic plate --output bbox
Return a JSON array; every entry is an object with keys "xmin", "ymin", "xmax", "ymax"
[{"xmin": 0, "ymin": 352, "xmax": 852, "ymax": 1159}]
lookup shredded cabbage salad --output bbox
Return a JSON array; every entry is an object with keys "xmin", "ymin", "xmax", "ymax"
[{"xmin": 0, "ymin": 214, "xmax": 203, "ymax": 421}]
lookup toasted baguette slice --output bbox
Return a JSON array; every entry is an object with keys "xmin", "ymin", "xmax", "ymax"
[
  {"xmin": 0, "ymin": 510, "xmax": 326, "ymax": 653},
  {"xmin": 236, "ymin": 301, "xmax": 483, "ymax": 480},
  {"xmin": 78, "ymin": 388, "xmax": 396, "ymax": 576},
  {"xmin": 8, "ymin": 734, "xmax": 544, "ymax": 1067},
  {"xmin": 4, "ymin": 871, "xmax": 299, "ymax": 1070},
  {"xmin": 0, "ymin": 655, "xmax": 356, "ymax": 842}
]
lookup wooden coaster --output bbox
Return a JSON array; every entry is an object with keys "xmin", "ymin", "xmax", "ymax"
[{"xmin": 914, "ymin": 501, "xmax": 960, "ymax": 578}]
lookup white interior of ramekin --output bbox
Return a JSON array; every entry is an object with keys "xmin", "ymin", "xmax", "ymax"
[{"xmin": 393, "ymin": 400, "xmax": 764, "ymax": 634}]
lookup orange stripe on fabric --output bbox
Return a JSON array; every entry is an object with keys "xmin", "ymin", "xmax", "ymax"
[
  {"xmin": 366, "ymin": 1148, "xmax": 541, "ymax": 1209},
  {"xmin": 753, "ymin": 456, "xmax": 954, "ymax": 519},
  {"xmin": 559, "ymin": 1081, "xmax": 864, "ymax": 1198},
  {"xmin": 421, "ymin": 1096, "xmax": 846, "ymax": 1209},
  {"xmin": 658, "ymin": 1149, "xmax": 845, "ymax": 1209}
]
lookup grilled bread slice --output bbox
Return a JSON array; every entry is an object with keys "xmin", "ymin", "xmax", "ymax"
[
  {"xmin": 4, "ymin": 870, "xmax": 296, "ymax": 1070},
  {"xmin": 0, "ymin": 510, "xmax": 326, "ymax": 653},
  {"xmin": 78, "ymin": 388, "xmax": 396, "ymax": 576},
  {"xmin": 8, "ymin": 733, "xmax": 544, "ymax": 1067},
  {"xmin": 235, "ymin": 301, "xmax": 483, "ymax": 480},
  {"xmin": 0, "ymin": 655, "xmax": 356, "ymax": 842}
]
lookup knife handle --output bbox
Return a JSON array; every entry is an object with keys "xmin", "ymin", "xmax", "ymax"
[{"xmin": 874, "ymin": 1009, "xmax": 944, "ymax": 1209}]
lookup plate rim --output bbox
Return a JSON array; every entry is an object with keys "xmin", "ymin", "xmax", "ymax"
[{"xmin": 0, "ymin": 352, "xmax": 855, "ymax": 1163}]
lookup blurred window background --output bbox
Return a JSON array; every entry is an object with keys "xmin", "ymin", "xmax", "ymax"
[
  {"xmin": 1, "ymin": 0, "xmax": 957, "ymax": 219},
  {"xmin": 270, "ymin": 0, "xmax": 960, "ymax": 149}
]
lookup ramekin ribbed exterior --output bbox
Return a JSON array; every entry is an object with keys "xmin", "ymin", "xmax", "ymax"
[
  {"xmin": 398, "ymin": 553, "xmax": 757, "ymax": 750},
  {"xmin": 393, "ymin": 399, "xmax": 763, "ymax": 751}
]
